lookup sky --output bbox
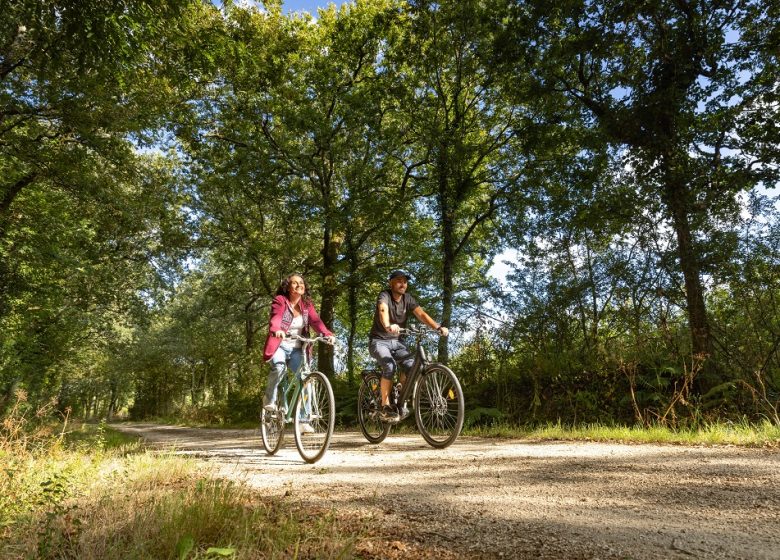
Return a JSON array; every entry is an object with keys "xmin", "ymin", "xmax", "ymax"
[{"xmin": 282, "ymin": 0, "xmax": 343, "ymax": 14}]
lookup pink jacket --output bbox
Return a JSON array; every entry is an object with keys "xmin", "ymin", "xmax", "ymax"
[{"xmin": 262, "ymin": 295, "xmax": 333, "ymax": 361}]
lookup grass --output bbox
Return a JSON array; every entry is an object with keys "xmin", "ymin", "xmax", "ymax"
[
  {"xmin": 3, "ymin": 389, "xmax": 778, "ymax": 558},
  {"xmin": 126, "ymin": 412, "xmax": 780, "ymax": 448},
  {"xmin": 464, "ymin": 419, "xmax": 780, "ymax": 447},
  {"xmin": 37, "ymin": 454, "xmax": 365, "ymax": 560},
  {"xmin": 0, "ymin": 395, "xmax": 368, "ymax": 560}
]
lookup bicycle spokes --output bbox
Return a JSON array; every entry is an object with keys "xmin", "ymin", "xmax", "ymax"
[
  {"xmin": 357, "ymin": 371, "xmax": 390, "ymax": 444},
  {"xmin": 415, "ymin": 365, "xmax": 464, "ymax": 448},
  {"xmin": 294, "ymin": 371, "xmax": 335, "ymax": 464}
]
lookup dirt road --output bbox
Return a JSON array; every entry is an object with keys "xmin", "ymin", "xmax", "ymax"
[{"xmin": 113, "ymin": 423, "xmax": 780, "ymax": 560}]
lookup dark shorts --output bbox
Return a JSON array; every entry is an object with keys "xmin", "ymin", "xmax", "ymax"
[{"xmin": 368, "ymin": 337, "xmax": 414, "ymax": 380}]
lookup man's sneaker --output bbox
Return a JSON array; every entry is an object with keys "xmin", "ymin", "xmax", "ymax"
[
  {"xmin": 398, "ymin": 404, "xmax": 411, "ymax": 420},
  {"xmin": 263, "ymin": 403, "xmax": 278, "ymax": 413},
  {"xmin": 379, "ymin": 405, "xmax": 400, "ymax": 424},
  {"xmin": 299, "ymin": 423, "xmax": 315, "ymax": 435}
]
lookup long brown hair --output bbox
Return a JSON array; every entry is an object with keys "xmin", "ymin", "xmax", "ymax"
[{"xmin": 275, "ymin": 273, "xmax": 313, "ymax": 305}]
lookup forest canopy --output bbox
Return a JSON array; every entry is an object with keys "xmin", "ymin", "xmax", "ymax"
[{"xmin": 1, "ymin": 0, "xmax": 778, "ymax": 428}]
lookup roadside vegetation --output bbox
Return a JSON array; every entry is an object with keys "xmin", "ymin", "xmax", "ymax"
[
  {"xmin": 2, "ymin": 389, "xmax": 777, "ymax": 558},
  {"xmin": 0, "ymin": 393, "xmax": 367, "ymax": 560},
  {"xmin": 465, "ymin": 420, "xmax": 780, "ymax": 448}
]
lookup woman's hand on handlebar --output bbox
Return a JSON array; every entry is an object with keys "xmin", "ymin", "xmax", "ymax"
[
  {"xmin": 274, "ymin": 330, "xmax": 286, "ymax": 339},
  {"xmin": 437, "ymin": 326, "xmax": 449, "ymax": 337}
]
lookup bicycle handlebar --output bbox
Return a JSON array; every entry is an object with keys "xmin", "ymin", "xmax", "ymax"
[
  {"xmin": 398, "ymin": 326, "xmax": 447, "ymax": 337},
  {"xmin": 285, "ymin": 334, "xmax": 337, "ymax": 346}
]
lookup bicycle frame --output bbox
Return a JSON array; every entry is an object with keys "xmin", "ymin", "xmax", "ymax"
[
  {"xmin": 276, "ymin": 337, "xmax": 317, "ymax": 423},
  {"xmin": 391, "ymin": 327, "xmax": 432, "ymax": 408}
]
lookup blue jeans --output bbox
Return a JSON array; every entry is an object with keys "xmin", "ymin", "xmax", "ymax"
[{"xmin": 264, "ymin": 345, "xmax": 303, "ymax": 409}]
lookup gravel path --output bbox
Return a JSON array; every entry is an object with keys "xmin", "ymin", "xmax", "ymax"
[{"xmin": 113, "ymin": 423, "xmax": 780, "ymax": 560}]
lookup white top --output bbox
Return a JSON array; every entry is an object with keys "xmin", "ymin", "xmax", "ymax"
[{"xmin": 281, "ymin": 314, "xmax": 304, "ymax": 349}]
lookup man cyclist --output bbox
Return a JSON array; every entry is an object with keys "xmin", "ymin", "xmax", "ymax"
[{"xmin": 368, "ymin": 269, "xmax": 448, "ymax": 423}]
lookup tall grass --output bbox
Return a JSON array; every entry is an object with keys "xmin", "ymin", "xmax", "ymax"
[
  {"xmin": 39, "ymin": 454, "xmax": 364, "ymax": 560},
  {"xmin": 0, "ymin": 392, "xmax": 367, "ymax": 559},
  {"xmin": 464, "ymin": 419, "xmax": 780, "ymax": 447}
]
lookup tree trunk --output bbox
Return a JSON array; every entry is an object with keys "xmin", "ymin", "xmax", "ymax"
[
  {"xmin": 0, "ymin": 174, "xmax": 36, "ymax": 318},
  {"xmin": 662, "ymin": 162, "xmax": 712, "ymax": 361},
  {"xmin": 440, "ymin": 243, "xmax": 454, "ymax": 364},
  {"xmin": 107, "ymin": 380, "xmax": 118, "ymax": 421},
  {"xmin": 317, "ymin": 227, "xmax": 339, "ymax": 377},
  {"xmin": 346, "ymin": 249, "xmax": 359, "ymax": 386},
  {"xmin": 438, "ymin": 164, "xmax": 453, "ymax": 364}
]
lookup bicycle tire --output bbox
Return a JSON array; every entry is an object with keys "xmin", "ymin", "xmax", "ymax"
[
  {"xmin": 357, "ymin": 371, "xmax": 391, "ymax": 444},
  {"xmin": 260, "ymin": 405, "xmax": 285, "ymax": 455},
  {"xmin": 293, "ymin": 371, "xmax": 335, "ymax": 463},
  {"xmin": 414, "ymin": 364, "xmax": 464, "ymax": 449}
]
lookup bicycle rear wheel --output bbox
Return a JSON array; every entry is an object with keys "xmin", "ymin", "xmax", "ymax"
[
  {"xmin": 357, "ymin": 371, "xmax": 391, "ymax": 444},
  {"xmin": 293, "ymin": 371, "xmax": 335, "ymax": 463},
  {"xmin": 260, "ymin": 403, "xmax": 285, "ymax": 455},
  {"xmin": 414, "ymin": 364, "xmax": 464, "ymax": 449}
]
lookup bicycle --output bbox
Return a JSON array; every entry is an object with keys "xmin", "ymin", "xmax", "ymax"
[
  {"xmin": 357, "ymin": 326, "xmax": 464, "ymax": 448},
  {"xmin": 260, "ymin": 334, "xmax": 336, "ymax": 463}
]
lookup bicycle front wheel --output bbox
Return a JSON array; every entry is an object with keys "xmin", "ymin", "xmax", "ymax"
[
  {"xmin": 357, "ymin": 371, "xmax": 390, "ymax": 444},
  {"xmin": 414, "ymin": 364, "xmax": 464, "ymax": 449},
  {"xmin": 293, "ymin": 371, "xmax": 335, "ymax": 463}
]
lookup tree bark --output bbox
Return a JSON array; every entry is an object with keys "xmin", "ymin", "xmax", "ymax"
[
  {"xmin": 438, "ymin": 159, "xmax": 453, "ymax": 364},
  {"xmin": 318, "ymin": 227, "xmax": 339, "ymax": 377},
  {"xmin": 346, "ymin": 247, "xmax": 359, "ymax": 386},
  {"xmin": 662, "ymin": 160, "xmax": 712, "ymax": 360}
]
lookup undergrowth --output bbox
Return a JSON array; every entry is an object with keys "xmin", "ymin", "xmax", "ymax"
[
  {"xmin": 0, "ymin": 391, "xmax": 367, "ymax": 559},
  {"xmin": 464, "ymin": 419, "xmax": 780, "ymax": 447}
]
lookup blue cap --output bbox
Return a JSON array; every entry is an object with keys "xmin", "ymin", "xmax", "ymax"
[{"xmin": 388, "ymin": 269, "xmax": 412, "ymax": 282}]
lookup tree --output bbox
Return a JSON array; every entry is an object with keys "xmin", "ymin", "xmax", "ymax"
[
  {"xmin": 179, "ymin": 0, "xmax": 415, "ymax": 377},
  {"xmin": 393, "ymin": 0, "xmax": 526, "ymax": 362},
  {"xmin": 504, "ymin": 0, "xmax": 779, "ymax": 386},
  {"xmin": 0, "ymin": 0, "xmax": 200, "ymax": 407}
]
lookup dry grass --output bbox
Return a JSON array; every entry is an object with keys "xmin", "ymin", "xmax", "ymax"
[{"xmin": 1, "ymin": 392, "xmax": 369, "ymax": 559}]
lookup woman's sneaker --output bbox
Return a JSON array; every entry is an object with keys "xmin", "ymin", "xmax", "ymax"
[{"xmin": 299, "ymin": 423, "xmax": 315, "ymax": 434}]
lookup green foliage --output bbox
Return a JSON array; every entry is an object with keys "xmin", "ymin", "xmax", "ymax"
[
  {"xmin": 464, "ymin": 407, "xmax": 506, "ymax": 429},
  {"xmin": 0, "ymin": 0, "xmax": 201, "ymax": 413},
  {"xmin": 466, "ymin": 419, "xmax": 780, "ymax": 448},
  {"xmin": 1, "ymin": 0, "xmax": 778, "ymax": 429},
  {"xmin": 332, "ymin": 376, "xmax": 360, "ymax": 427},
  {"xmin": 1, "ymin": 412, "xmax": 366, "ymax": 559}
]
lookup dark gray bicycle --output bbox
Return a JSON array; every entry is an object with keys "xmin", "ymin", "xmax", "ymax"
[{"xmin": 357, "ymin": 326, "xmax": 464, "ymax": 448}]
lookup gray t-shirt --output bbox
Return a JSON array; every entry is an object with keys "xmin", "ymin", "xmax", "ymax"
[{"xmin": 369, "ymin": 290, "xmax": 419, "ymax": 340}]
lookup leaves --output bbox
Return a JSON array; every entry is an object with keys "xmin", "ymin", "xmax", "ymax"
[{"xmin": 1, "ymin": 0, "xmax": 779, "ymax": 427}]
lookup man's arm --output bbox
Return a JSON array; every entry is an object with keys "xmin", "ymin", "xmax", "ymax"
[
  {"xmin": 378, "ymin": 302, "xmax": 400, "ymax": 334},
  {"xmin": 412, "ymin": 307, "xmax": 449, "ymax": 336}
]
